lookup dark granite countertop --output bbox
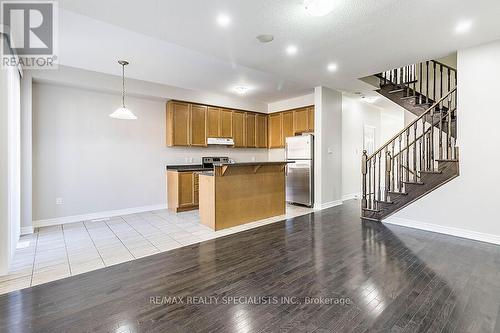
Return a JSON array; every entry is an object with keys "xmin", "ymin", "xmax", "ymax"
[
  {"xmin": 197, "ymin": 171, "xmax": 214, "ymax": 176},
  {"xmin": 166, "ymin": 164, "xmax": 212, "ymax": 172},
  {"xmin": 212, "ymin": 161, "xmax": 293, "ymax": 167}
]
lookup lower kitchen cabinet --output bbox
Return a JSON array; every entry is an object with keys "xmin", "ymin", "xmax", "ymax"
[{"xmin": 167, "ymin": 171, "xmax": 199, "ymax": 213}]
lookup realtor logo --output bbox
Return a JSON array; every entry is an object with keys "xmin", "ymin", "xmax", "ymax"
[{"xmin": 1, "ymin": 0, "xmax": 58, "ymax": 69}]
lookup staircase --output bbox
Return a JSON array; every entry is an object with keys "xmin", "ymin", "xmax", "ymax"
[{"xmin": 361, "ymin": 61, "xmax": 459, "ymax": 221}]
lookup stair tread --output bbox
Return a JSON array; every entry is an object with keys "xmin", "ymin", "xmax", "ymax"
[
  {"xmin": 388, "ymin": 191, "xmax": 408, "ymax": 196},
  {"xmin": 388, "ymin": 88, "xmax": 405, "ymax": 94},
  {"xmin": 375, "ymin": 200, "xmax": 394, "ymax": 205},
  {"xmin": 361, "ymin": 216, "xmax": 381, "ymax": 222},
  {"xmin": 403, "ymin": 181, "xmax": 425, "ymax": 185},
  {"xmin": 400, "ymin": 95, "xmax": 419, "ymax": 100},
  {"xmin": 419, "ymin": 170, "xmax": 443, "ymax": 174},
  {"xmin": 362, "ymin": 207, "xmax": 380, "ymax": 212}
]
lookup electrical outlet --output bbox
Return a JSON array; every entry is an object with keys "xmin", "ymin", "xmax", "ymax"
[{"xmin": 56, "ymin": 197, "xmax": 63, "ymax": 205}]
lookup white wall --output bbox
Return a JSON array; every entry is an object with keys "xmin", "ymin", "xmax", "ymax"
[
  {"xmin": 341, "ymin": 96, "xmax": 405, "ymax": 200},
  {"xmin": 0, "ymin": 53, "xmax": 21, "ymax": 275},
  {"xmin": 31, "ymin": 65, "xmax": 268, "ymax": 113},
  {"xmin": 314, "ymin": 87, "xmax": 343, "ymax": 208},
  {"xmin": 386, "ymin": 40, "xmax": 500, "ymax": 245},
  {"xmin": 20, "ymin": 73, "xmax": 33, "ymax": 234},
  {"xmin": 267, "ymin": 93, "xmax": 314, "ymax": 113},
  {"xmin": 32, "ymin": 83, "xmax": 269, "ymax": 223},
  {"xmin": 342, "ymin": 96, "xmax": 381, "ymax": 199}
]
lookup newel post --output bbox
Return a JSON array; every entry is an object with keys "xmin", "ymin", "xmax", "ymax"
[{"xmin": 361, "ymin": 150, "xmax": 368, "ymax": 209}]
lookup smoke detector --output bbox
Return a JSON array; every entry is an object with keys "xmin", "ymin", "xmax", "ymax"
[{"xmin": 256, "ymin": 34, "xmax": 274, "ymax": 43}]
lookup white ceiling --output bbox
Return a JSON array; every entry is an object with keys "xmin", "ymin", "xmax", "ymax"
[{"xmin": 57, "ymin": 0, "xmax": 500, "ymax": 103}]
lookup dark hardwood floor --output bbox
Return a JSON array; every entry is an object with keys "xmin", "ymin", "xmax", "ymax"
[{"xmin": 1, "ymin": 200, "xmax": 499, "ymax": 332}]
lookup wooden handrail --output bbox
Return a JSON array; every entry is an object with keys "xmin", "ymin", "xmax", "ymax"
[
  {"xmin": 367, "ymin": 87, "xmax": 456, "ymax": 161},
  {"xmin": 431, "ymin": 60, "xmax": 456, "ymax": 73}
]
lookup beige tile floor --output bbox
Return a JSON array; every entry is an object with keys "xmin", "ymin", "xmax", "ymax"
[{"xmin": 0, "ymin": 204, "xmax": 313, "ymax": 295}]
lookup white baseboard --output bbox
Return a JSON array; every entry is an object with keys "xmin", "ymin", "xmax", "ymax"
[
  {"xmin": 21, "ymin": 226, "xmax": 34, "ymax": 235},
  {"xmin": 383, "ymin": 216, "xmax": 500, "ymax": 246},
  {"xmin": 342, "ymin": 193, "xmax": 360, "ymax": 202},
  {"xmin": 314, "ymin": 200, "xmax": 343, "ymax": 211},
  {"xmin": 33, "ymin": 204, "xmax": 167, "ymax": 228}
]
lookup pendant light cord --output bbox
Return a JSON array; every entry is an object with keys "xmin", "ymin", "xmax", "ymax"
[{"xmin": 122, "ymin": 63, "xmax": 125, "ymax": 108}]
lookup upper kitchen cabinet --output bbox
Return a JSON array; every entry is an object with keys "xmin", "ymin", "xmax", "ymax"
[
  {"xmin": 293, "ymin": 107, "xmax": 309, "ymax": 134},
  {"xmin": 232, "ymin": 111, "xmax": 246, "ymax": 148},
  {"xmin": 246, "ymin": 113, "xmax": 256, "ymax": 148},
  {"xmin": 207, "ymin": 107, "xmax": 221, "ymax": 138},
  {"xmin": 307, "ymin": 106, "xmax": 315, "ymax": 131},
  {"xmin": 166, "ymin": 100, "xmax": 272, "ymax": 148},
  {"xmin": 256, "ymin": 114, "xmax": 268, "ymax": 148},
  {"xmin": 190, "ymin": 104, "xmax": 208, "ymax": 146},
  {"xmin": 220, "ymin": 109, "xmax": 233, "ymax": 138},
  {"xmin": 268, "ymin": 113, "xmax": 282, "ymax": 148},
  {"xmin": 167, "ymin": 101, "xmax": 190, "ymax": 146},
  {"xmin": 282, "ymin": 111, "xmax": 294, "ymax": 145}
]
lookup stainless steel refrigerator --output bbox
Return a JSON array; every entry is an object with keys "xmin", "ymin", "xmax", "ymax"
[{"xmin": 285, "ymin": 134, "xmax": 314, "ymax": 207}]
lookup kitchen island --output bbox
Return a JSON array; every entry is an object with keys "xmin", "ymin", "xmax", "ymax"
[{"xmin": 198, "ymin": 162, "xmax": 290, "ymax": 230}]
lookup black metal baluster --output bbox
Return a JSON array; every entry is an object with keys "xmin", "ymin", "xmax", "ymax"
[{"xmin": 425, "ymin": 61, "xmax": 429, "ymax": 104}]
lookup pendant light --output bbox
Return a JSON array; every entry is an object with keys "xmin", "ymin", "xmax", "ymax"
[{"xmin": 109, "ymin": 60, "xmax": 137, "ymax": 120}]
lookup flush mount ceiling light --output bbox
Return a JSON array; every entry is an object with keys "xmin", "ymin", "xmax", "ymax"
[
  {"xmin": 327, "ymin": 63, "xmax": 338, "ymax": 72},
  {"xmin": 286, "ymin": 45, "xmax": 298, "ymax": 56},
  {"xmin": 256, "ymin": 34, "xmax": 274, "ymax": 43},
  {"xmin": 234, "ymin": 86, "xmax": 250, "ymax": 95},
  {"xmin": 363, "ymin": 96, "xmax": 380, "ymax": 104},
  {"xmin": 216, "ymin": 13, "xmax": 231, "ymax": 27},
  {"xmin": 303, "ymin": 0, "xmax": 337, "ymax": 17},
  {"xmin": 455, "ymin": 20, "xmax": 473, "ymax": 34},
  {"xmin": 109, "ymin": 60, "xmax": 137, "ymax": 120}
]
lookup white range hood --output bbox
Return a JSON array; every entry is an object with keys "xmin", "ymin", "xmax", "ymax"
[{"xmin": 207, "ymin": 137, "xmax": 235, "ymax": 145}]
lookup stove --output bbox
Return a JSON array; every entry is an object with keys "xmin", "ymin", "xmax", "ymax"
[{"xmin": 202, "ymin": 157, "xmax": 230, "ymax": 168}]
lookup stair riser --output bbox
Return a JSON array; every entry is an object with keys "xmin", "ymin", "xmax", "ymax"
[{"xmin": 361, "ymin": 161, "xmax": 459, "ymax": 221}]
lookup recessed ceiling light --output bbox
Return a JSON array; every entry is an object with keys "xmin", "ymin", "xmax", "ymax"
[
  {"xmin": 216, "ymin": 14, "xmax": 231, "ymax": 27},
  {"xmin": 455, "ymin": 20, "xmax": 473, "ymax": 34},
  {"xmin": 286, "ymin": 45, "xmax": 298, "ymax": 56},
  {"xmin": 257, "ymin": 34, "xmax": 274, "ymax": 43},
  {"xmin": 234, "ymin": 86, "xmax": 250, "ymax": 95},
  {"xmin": 303, "ymin": 0, "xmax": 337, "ymax": 17},
  {"xmin": 327, "ymin": 63, "xmax": 338, "ymax": 72},
  {"xmin": 363, "ymin": 96, "xmax": 380, "ymax": 104}
]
